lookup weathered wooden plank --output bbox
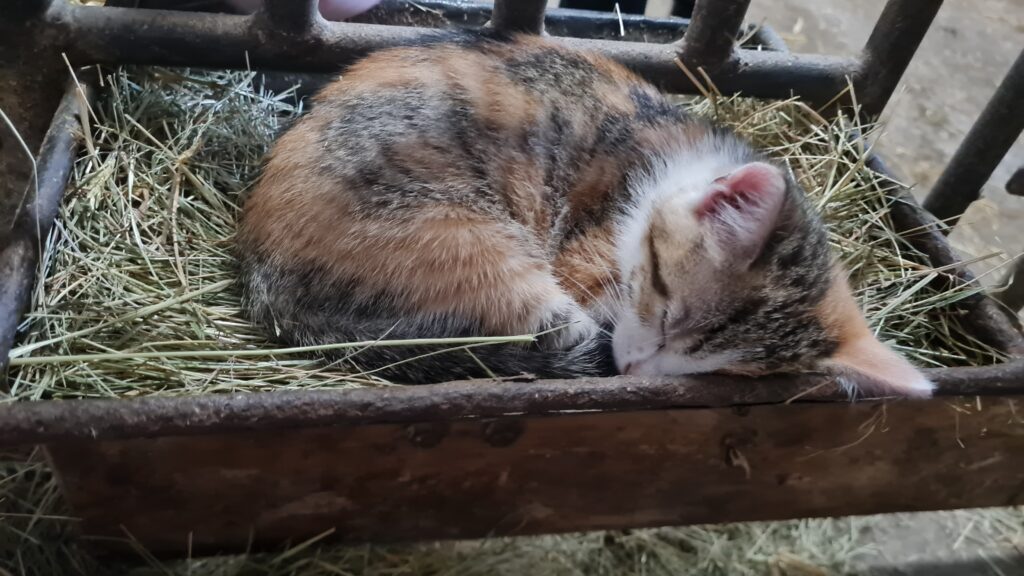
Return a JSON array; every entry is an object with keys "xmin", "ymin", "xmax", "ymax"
[{"xmin": 48, "ymin": 395, "xmax": 1024, "ymax": 557}]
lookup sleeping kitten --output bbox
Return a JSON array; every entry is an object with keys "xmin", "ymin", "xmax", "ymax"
[{"xmin": 237, "ymin": 33, "xmax": 933, "ymax": 397}]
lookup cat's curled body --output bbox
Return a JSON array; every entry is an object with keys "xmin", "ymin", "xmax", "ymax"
[{"xmin": 239, "ymin": 33, "xmax": 933, "ymax": 396}]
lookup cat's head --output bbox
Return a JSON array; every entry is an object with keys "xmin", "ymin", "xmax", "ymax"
[{"xmin": 613, "ymin": 160, "xmax": 933, "ymax": 398}]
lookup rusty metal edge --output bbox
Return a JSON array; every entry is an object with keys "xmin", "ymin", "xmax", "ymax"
[
  {"xmin": 866, "ymin": 152, "xmax": 1024, "ymax": 356},
  {"xmin": 678, "ymin": 0, "xmax": 751, "ymax": 70},
  {"xmin": 45, "ymin": 2, "xmax": 858, "ymax": 105},
  {"xmin": 0, "ymin": 81, "xmax": 93, "ymax": 376},
  {"xmin": 1, "ymin": 1, "xmax": 1019, "ymax": 453},
  {"xmin": 4, "ymin": 359, "xmax": 1024, "ymax": 447}
]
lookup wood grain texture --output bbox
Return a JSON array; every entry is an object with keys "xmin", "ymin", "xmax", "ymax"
[{"xmin": 48, "ymin": 395, "xmax": 1024, "ymax": 557}]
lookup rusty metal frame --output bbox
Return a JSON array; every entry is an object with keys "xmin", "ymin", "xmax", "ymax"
[
  {"xmin": 0, "ymin": 0, "xmax": 977, "ymax": 378},
  {"xmin": 2, "ymin": 0, "xmax": 1024, "ymax": 559}
]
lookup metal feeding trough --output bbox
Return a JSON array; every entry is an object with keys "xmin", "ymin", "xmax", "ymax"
[{"xmin": 1, "ymin": 0, "xmax": 1023, "ymax": 559}]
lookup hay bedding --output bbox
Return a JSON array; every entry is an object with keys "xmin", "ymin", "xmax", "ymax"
[
  {"xmin": 0, "ymin": 66, "xmax": 1015, "ymax": 575},
  {"xmin": 2, "ymin": 67, "xmax": 1006, "ymax": 401}
]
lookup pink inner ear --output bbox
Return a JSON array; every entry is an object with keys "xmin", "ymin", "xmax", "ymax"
[
  {"xmin": 697, "ymin": 162, "xmax": 786, "ymax": 219},
  {"xmin": 695, "ymin": 162, "xmax": 787, "ymax": 266}
]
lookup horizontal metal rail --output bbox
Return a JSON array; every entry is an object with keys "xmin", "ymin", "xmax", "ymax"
[{"xmin": 39, "ymin": 1, "xmax": 860, "ymax": 104}]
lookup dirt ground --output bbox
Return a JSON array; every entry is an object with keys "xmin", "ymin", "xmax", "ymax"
[{"xmin": 645, "ymin": 1, "xmax": 1024, "ymax": 574}]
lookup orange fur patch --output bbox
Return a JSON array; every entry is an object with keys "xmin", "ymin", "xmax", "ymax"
[{"xmin": 554, "ymin": 223, "xmax": 619, "ymax": 312}]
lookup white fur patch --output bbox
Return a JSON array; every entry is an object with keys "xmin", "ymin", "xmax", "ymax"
[
  {"xmin": 614, "ymin": 147, "xmax": 753, "ymax": 278},
  {"xmin": 610, "ymin": 146, "xmax": 759, "ymax": 377}
]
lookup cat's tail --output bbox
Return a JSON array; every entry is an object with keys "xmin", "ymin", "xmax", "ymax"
[{"xmin": 240, "ymin": 266, "xmax": 615, "ymax": 384}]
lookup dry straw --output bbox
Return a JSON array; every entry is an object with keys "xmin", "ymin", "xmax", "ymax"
[{"xmin": 0, "ymin": 65, "xmax": 1020, "ymax": 576}]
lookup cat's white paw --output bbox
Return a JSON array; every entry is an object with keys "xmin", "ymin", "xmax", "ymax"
[{"xmin": 535, "ymin": 297, "xmax": 600, "ymax": 350}]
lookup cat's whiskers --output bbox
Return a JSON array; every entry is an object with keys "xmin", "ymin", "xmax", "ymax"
[{"xmin": 561, "ymin": 274, "xmax": 618, "ymax": 332}]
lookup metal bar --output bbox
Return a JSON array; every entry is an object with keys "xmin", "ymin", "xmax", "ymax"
[
  {"xmin": 0, "ymin": 83, "xmax": 92, "ymax": 375},
  {"xmin": 558, "ymin": 36, "xmax": 856, "ymax": 103},
  {"xmin": 256, "ymin": 0, "xmax": 322, "ymax": 33},
  {"xmin": 748, "ymin": 22, "xmax": 789, "ymax": 53},
  {"xmin": 856, "ymin": 0, "xmax": 943, "ymax": 118},
  {"xmin": 490, "ymin": 0, "xmax": 546, "ymax": 35},
  {"xmin": 922, "ymin": 48, "xmax": 1024, "ymax": 224},
  {"xmin": 4, "ymin": 359, "xmax": 1024, "ymax": 447},
  {"xmin": 48, "ymin": 4, "xmax": 856, "ymax": 102},
  {"xmin": 867, "ymin": 152, "xmax": 1024, "ymax": 355},
  {"xmin": 0, "ymin": 4, "xmax": 79, "ymax": 378},
  {"xmin": 678, "ymin": 0, "xmax": 751, "ymax": 70},
  {"xmin": 358, "ymin": 0, "xmax": 709, "ymax": 45}
]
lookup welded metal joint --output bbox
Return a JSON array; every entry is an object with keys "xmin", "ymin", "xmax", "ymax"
[
  {"xmin": 490, "ymin": 0, "xmax": 547, "ymax": 35},
  {"xmin": 255, "ymin": 0, "xmax": 326, "ymax": 39},
  {"xmin": 678, "ymin": 0, "xmax": 752, "ymax": 72}
]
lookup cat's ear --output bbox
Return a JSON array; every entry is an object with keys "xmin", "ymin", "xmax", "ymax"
[
  {"xmin": 696, "ymin": 162, "xmax": 787, "ymax": 267},
  {"xmin": 823, "ymin": 333, "xmax": 935, "ymax": 398}
]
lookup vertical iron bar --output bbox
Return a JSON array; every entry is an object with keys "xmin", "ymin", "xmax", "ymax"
[
  {"xmin": 257, "ymin": 0, "xmax": 322, "ymax": 33},
  {"xmin": 679, "ymin": 0, "xmax": 751, "ymax": 71},
  {"xmin": 491, "ymin": 0, "xmax": 547, "ymax": 35},
  {"xmin": 923, "ymin": 48, "xmax": 1024, "ymax": 224},
  {"xmin": 856, "ymin": 0, "xmax": 943, "ymax": 118}
]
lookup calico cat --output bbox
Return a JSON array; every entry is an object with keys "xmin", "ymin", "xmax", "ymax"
[{"xmin": 237, "ymin": 33, "xmax": 933, "ymax": 397}]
